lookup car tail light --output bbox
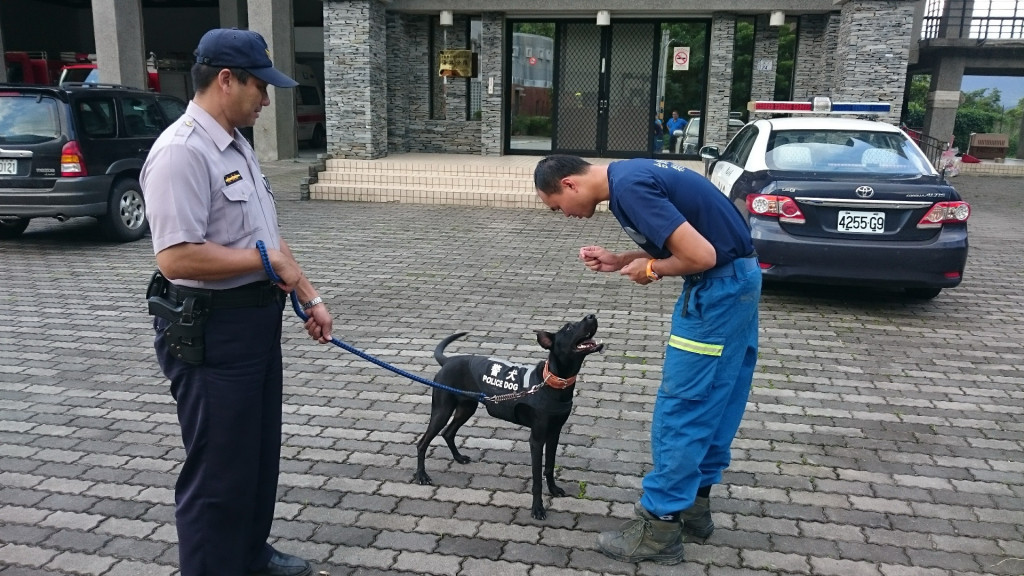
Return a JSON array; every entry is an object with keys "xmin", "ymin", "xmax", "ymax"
[
  {"xmin": 917, "ymin": 201, "xmax": 970, "ymax": 228},
  {"xmin": 747, "ymin": 194, "xmax": 806, "ymax": 224},
  {"xmin": 61, "ymin": 141, "xmax": 87, "ymax": 177}
]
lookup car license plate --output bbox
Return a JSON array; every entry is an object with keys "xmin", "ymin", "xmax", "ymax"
[
  {"xmin": 837, "ymin": 210, "xmax": 885, "ymax": 233},
  {"xmin": 0, "ymin": 159, "xmax": 16, "ymax": 175}
]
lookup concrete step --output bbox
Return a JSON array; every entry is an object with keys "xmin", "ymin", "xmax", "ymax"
[
  {"xmin": 324, "ymin": 157, "xmax": 537, "ymax": 178},
  {"xmin": 308, "ymin": 182, "xmax": 547, "ymax": 209},
  {"xmin": 308, "ymin": 153, "xmax": 704, "ymax": 209},
  {"xmin": 315, "ymin": 171, "xmax": 535, "ymax": 193}
]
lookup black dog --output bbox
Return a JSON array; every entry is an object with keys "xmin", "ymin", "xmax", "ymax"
[{"xmin": 413, "ymin": 314, "xmax": 603, "ymax": 519}]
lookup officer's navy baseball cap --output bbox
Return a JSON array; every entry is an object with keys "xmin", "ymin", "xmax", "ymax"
[{"xmin": 194, "ymin": 28, "xmax": 298, "ymax": 88}]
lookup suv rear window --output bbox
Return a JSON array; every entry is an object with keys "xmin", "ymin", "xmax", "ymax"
[{"xmin": 0, "ymin": 94, "xmax": 62, "ymax": 144}]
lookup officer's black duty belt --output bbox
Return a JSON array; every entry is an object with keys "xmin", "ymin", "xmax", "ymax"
[{"xmin": 166, "ymin": 280, "xmax": 284, "ymax": 309}]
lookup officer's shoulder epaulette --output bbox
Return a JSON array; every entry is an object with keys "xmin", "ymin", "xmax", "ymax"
[{"xmin": 172, "ymin": 116, "xmax": 197, "ymax": 140}]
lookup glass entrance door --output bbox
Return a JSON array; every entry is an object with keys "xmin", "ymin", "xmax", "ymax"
[
  {"xmin": 554, "ymin": 22, "xmax": 657, "ymax": 157},
  {"xmin": 507, "ymin": 20, "xmax": 709, "ymax": 157}
]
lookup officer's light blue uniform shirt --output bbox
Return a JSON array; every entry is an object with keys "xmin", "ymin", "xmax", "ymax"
[{"xmin": 142, "ymin": 101, "xmax": 281, "ymax": 290}]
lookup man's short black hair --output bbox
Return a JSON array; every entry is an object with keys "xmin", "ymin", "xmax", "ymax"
[
  {"xmin": 191, "ymin": 63, "xmax": 252, "ymax": 92},
  {"xmin": 534, "ymin": 155, "xmax": 592, "ymax": 195}
]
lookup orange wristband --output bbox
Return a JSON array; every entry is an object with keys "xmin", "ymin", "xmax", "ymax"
[{"xmin": 646, "ymin": 259, "xmax": 662, "ymax": 281}]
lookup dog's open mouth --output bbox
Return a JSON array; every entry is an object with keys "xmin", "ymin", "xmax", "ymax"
[{"xmin": 575, "ymin": 338, "xmax": 604, "ymax": 353}]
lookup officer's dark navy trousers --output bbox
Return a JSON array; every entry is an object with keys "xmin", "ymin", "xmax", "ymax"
[{"xmin": 155, "ymin": 300, "xmax": 283, "ymax": 576}]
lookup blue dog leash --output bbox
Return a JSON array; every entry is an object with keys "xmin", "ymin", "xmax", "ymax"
[{"xmin": 256, "ymin": 240, "xmax": 491, "ymax": 403}]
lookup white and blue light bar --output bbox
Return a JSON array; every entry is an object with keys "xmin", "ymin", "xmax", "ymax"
[{"xmin": 748, "ymin": 97, "xmax": 892, "ymax": 115}]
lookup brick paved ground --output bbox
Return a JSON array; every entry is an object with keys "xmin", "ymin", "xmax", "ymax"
[{"xmin": 0, "ymin": 168, "xmax": 1021, "ymax": 576}]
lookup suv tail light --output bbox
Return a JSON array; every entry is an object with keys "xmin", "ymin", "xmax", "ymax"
[
  {"xmin": 917, "ymin": 201, "xmax": 970, "ymax": 228},
  {"xmin": 747, "ymin": 194, "xmax": 806, "ymax": 224},
  {"xmin": 61, "ymin": 141, "xmax": 87, "ymax": 177}
]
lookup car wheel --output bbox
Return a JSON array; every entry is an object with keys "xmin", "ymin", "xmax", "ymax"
[
  {"xmin": 0, "ymin": 217, "xmax": 30, "ymax": 239},
  {"xmin": 100, "ymin": 178, "xmax": 148, "ymax": 242},
  {"xmin": 310, "ymin": 124, "xmax": 326, "ymax": 149},
  {"xmin": 906, "ymin": 287, "xmax": 941, "ymax": 299}
]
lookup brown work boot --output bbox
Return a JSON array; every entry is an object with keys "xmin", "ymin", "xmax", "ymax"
[
  {"xmin": 681, "ymin": 496, "xmax": 714, "ymax": 540},
  {"xmin": 597, "ymin": 502, "xmax": 684, "ymax": 565}
]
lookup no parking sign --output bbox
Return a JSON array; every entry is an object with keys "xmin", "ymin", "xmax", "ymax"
[{"xmin": 672, "ymin": 47, "xmax": 690, "ymax": 71}]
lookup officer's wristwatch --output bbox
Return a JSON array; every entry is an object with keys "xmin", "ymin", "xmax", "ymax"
[{"xmin": 301, "ymin": 296, "xmax": 323, "ymax": 311}]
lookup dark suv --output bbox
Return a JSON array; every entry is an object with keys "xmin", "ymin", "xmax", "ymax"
[{"xmin": 0, "ymin": 82, "xmax": 186, "ymax": 241}]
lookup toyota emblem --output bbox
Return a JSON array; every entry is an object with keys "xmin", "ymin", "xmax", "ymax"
[{"xmin": 855, "ymin": 186, "xmax": 874, "ymax": 198}]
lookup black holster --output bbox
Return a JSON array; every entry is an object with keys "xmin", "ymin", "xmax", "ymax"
[{"xmin": 146, "ymin": 270, "xmax": 207, "ymax": 365}]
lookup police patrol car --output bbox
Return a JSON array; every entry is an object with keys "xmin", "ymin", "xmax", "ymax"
[{"xmin": 700, "ymin": 97, "xmax": 969, "ymax": 299}]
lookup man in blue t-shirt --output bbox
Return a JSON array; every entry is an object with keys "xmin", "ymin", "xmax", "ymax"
[
  {"xmin": 666, "ymin": 110, "xmax": 687, "ymax": 153},
  {"xmin": 533, "ymin": 155, "xmax": 761, "ymax": 565}
]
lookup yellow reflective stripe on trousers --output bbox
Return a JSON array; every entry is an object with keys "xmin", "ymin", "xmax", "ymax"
[{"xmin": 668, "ymin": 335, "xmax": 723, "ymax": 357}]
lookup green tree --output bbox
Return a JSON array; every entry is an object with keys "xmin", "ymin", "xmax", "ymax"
[
  {"xmin": 730, "ymin": 18, "xmax": 755, "ymax": 121},
  {"xmin": 774, "ymin": 21, "xmax": 797, "ymax": 101},
  {"xmin": 954, "ymin": 88, "xmax": 1003, "ymax": 152},
  {"xmin": 516, "ymin": 23, "xmax": 554, "ymax": 38},
  {"xmin": 663, "ymin": 22, "xmax": 709, "ymax": 120}
]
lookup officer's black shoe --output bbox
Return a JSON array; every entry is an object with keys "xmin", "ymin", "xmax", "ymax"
[{"xmin": 248, "ymin": 551, "xmax": 313, "ymax": 576}]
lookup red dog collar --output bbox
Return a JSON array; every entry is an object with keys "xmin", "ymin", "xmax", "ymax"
[{"xmin": 542, "ymin": 361, "xmax": 576, "ymax": 389}]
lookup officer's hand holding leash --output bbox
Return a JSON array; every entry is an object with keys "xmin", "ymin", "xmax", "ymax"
[{"xmin": 264, "ymin": 244, "xmax": 333, "ymax": 343}]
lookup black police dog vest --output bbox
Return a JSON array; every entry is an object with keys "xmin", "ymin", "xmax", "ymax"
[{"xmin": 471, "ymin": 357, "xmax": 573, "ymax": 424}]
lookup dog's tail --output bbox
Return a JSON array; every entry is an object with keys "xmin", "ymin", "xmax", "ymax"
[{"xmin": 434, "ymin": 332, "xmax": 469, "ymax": 366}]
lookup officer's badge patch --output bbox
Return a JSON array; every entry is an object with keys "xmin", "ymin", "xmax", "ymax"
[{"xmin": 223, "ymin": 171, "xmax": 242, "ymax": 185}]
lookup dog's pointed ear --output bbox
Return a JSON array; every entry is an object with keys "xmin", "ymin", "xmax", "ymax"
[{"xmin": 536, "ymin": 330, "xmax": 555, "ymax": 350}]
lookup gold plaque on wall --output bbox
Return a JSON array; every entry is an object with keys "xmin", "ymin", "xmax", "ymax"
[{"xmin": 438, "ymin": 50, "xmax": 475, "ymax": 78}]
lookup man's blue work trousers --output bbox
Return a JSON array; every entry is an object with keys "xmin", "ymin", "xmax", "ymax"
[
  {"xmin": 155, "ymin": 301, "xmax": 284, "ymax": 576},
  {"xmin": 641, "ymin": 256, "xmax": 761, "ymax": 517}
]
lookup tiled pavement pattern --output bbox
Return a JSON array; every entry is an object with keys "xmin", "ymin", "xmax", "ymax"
[{"xmin": 0, "ymin": 161, "xmax": 1022, "ymax": 576}]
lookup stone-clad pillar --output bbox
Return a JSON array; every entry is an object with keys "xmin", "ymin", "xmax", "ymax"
[
  {"xmin": 704, "ymin": 13, "xmax": 735, "ymax": 150},
  {"xmin": 91, "ymin": 0, "xmax": 148, "ymax": 91},
  {"xmin": 386, "ymin": 12, "xmax": 409, "ymax": 153},
  {"xmin": 249, "ymin": 0, "xmax": 297, "ymax": 162},
  {"xmin": 749, "ymin": 15, "xmax": 778, "ymax": 112},
  {"xmin": 480, "ymin": 12, "xmax": 504, "ymax": 156},
  {"xmin": 792, "ymin": 14, "xmax": 831, "ymax": 101},
  {"xmin": 831, "ymin": 0, "xmax": 916, "ymax": 125},
  {"xmin": 324, "ymin": 0, "xmax": 388, "ymax": 159}
]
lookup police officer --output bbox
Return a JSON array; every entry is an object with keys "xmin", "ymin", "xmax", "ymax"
[
  {"xmin": 142, "ymin": 28, "xmax": 332, "ymax": 576},
  {"xmin": 533, "ymin": 155, "xmax": 760, "ymax": 565}
]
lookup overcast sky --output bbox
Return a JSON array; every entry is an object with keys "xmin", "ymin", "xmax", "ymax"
[{"xmin": 962, "ymin": 76, "xmax": 1024, "ymax": 109}]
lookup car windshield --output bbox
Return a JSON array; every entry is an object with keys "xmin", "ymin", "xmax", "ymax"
[
  {"xmin": 765, "ymin": 129, "xmax": 932, "ymax": 175},
  {"xmin": 0, "ymin": 95, "xmax": 61, "ymax": 144}
]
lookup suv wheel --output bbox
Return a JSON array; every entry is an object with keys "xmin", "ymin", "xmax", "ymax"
[
  {"xmin": 0, "ymin": 217, "xmax": 30, "ymax": 239},
  {"xmin": 100, "ymin": 178, "xmax": 148, "ymax": 242}
]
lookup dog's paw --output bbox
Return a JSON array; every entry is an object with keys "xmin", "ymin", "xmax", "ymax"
[
  {"xmin": 531, "ymin": 506, "xmax": 547, "ymax": 520},
  {"xmin": 454, "ymin": 455, "xmax": 471, "ymax": 464},
  {"xmin": 411, "ymin": 471, "xmax": 434, "ymax": 485},
  {"xmin": 549, "ymin": 485, "xmax": 566, "ymax": 498}
]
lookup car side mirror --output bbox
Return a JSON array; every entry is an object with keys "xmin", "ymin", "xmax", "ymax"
[
  {"xmin": 699, "ymin": 145, "xmax": 720, "ymax": 160},
  {"xmin": 699, "ymin": 146, "xmax": 720, "ymax": 178}
]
